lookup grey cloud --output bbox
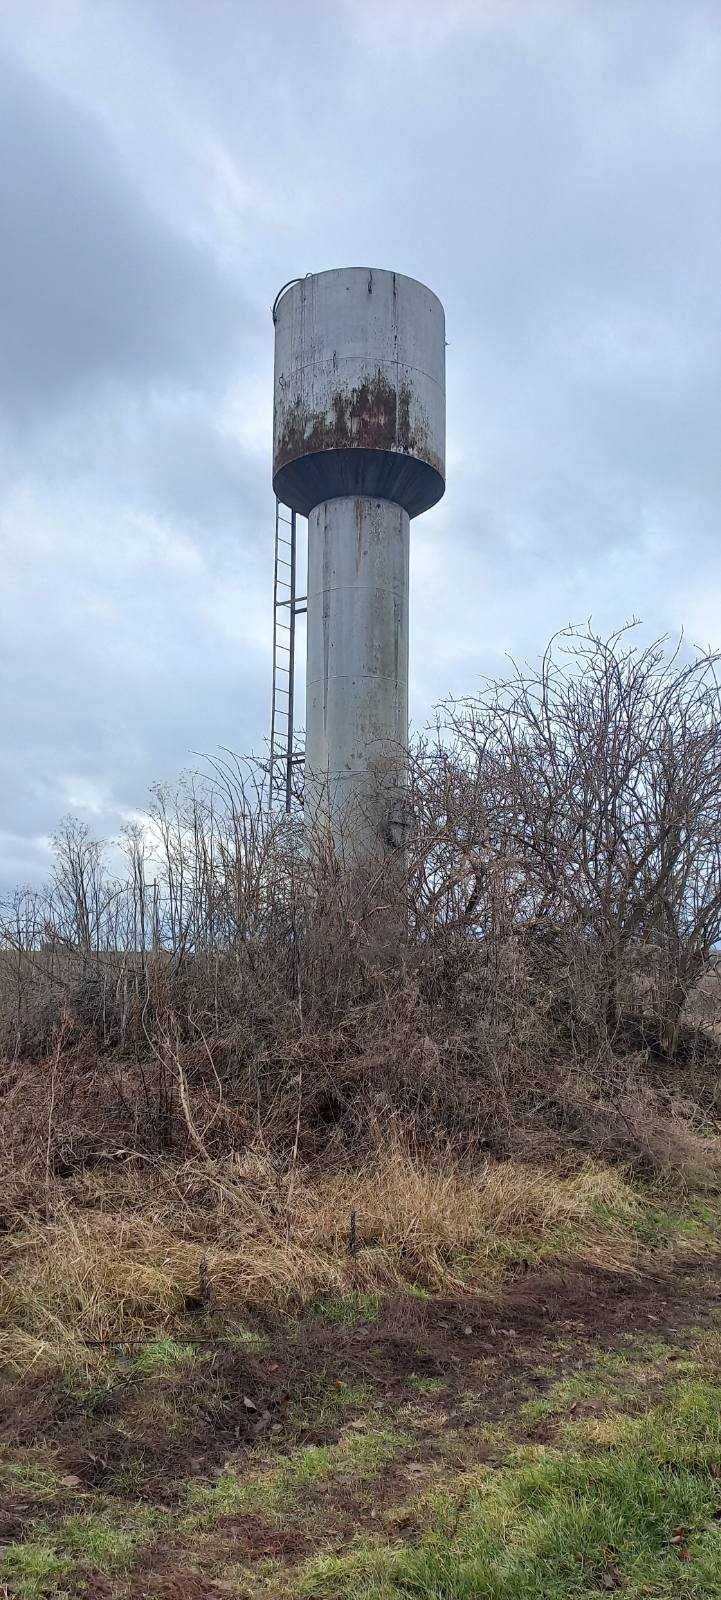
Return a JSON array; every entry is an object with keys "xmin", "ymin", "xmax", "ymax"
[
  {"xmin": 0, "ymin": 52, "xmax": 253, "ymax": 424},
  {"xmin": 2, "ymin": 0, "xmax": 721, "ymax": 894}
]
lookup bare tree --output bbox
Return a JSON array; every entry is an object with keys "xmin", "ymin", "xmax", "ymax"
[{"xmin": 442, "ymin": 625, "xmax": 721, "ymax": 1048}]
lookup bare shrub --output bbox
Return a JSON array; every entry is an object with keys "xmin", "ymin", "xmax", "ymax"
[
  {"xmin": 438, "ymin": 625, "xmax": 721, "ymax": 1053},
  {"xmin": 1, "ymin": 627, "xmax": 721, "ymax": 1183}
]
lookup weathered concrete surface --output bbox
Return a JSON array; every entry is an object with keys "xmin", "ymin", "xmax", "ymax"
[
  {"xmin": 305, "ymin": 495, "xmax": 409, "ymax": 857},
  {"xmin": 273, "ymin": 268, "xmax": 445, "ymax": 518}
]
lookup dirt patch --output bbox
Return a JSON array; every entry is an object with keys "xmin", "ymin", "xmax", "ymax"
[
  {"xmin": 4, "ymin": 1253, "xmax": 720, "ymax": 1504},
  {"xmin": 124, "ymin": 1561, "xmax": 212, "ymax": 1600},
  {"xmin": 3, "ymin": 1256, "xmax": 721, "ymax": 1600},
  {"xmin": 0, "ymin": 1501, "xmax": 39, "ymax": 1540},
  {"xmin": 217, "ymin": 1513, "xmax": 314, "ymax": 1559},
  {"xmin": 126, "ymin": 1517, "xmax": 315, "ymax": 1600}
]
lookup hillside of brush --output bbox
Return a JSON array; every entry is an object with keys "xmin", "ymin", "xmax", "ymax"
[{"xmin": 3, "ymin": 627, "xmax": 721, "ymax": 1597}]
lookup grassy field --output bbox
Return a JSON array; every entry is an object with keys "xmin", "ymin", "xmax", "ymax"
[{"xmin": 2, "ymin": 1152, "xmax": 721, "ymax": 1598}]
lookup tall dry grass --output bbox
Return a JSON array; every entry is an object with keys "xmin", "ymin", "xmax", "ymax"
[{"xmin": 0, "ymin": 1139, "xmax": 706, "ymax": 1379}]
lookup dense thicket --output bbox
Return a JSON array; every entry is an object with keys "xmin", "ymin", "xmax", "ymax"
[{"xmin": 3, "ymin": 626, "xmax": 721, "ymax": 1177}]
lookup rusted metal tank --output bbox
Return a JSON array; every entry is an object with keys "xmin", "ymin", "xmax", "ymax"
[
  {"xmin": 272, "ymin": 267, "xmax": 446, "ymax": 861},
  {"xmin": 273, "ymin": 268, "xmax": 445, "ymax": 517}
]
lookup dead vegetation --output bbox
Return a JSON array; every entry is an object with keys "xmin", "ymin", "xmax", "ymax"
[
  {"xmin": 1, "ymin": 626, "xmax": 721, "ymax": 1373},
  {"xmin": 2, "ymin": 626, "xmax": 721, "ymax": 1175},
  {"xmin": 3, "ymin": 1142, "xmax": 699, "ymax": 1379}
]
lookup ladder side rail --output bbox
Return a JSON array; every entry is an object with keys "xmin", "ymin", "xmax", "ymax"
[
  {"xmin": 285, "ymin": 509, "xmax": 297, "ymax": 813},
  {"xmin": 270, "ymin": 499, "xmax": 306, "ymax": 813},
  {"xmin": 269, "ymin": 498, "xmax": 280, "ymax": 803}
]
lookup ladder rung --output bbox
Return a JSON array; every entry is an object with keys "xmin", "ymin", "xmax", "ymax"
[{"xmin": 271, "ymin": 499, "xmax": 303, "ymax": 805}]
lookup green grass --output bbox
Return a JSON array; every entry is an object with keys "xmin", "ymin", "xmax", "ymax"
[
  {"xmin": 227, "ymin": 1324, "xmax": 270, "ymax": 1355},
  {"xmin": 309, "ymin": 1291, "xmax": 382, "ymax": 1326},
  {"xmin": 187, "ymin": 1425, "xmax": 409, "ymax": 1527},
  {"xmin": 0, "ymin": 1542, "xmax": 70, "ymax": 1599},
  {"xmin": 287, "ymin": 1375, "xmax": 379, "ymax": 1435},
  {"xmin": 408, "ymin": 1375, "xmax": 446, "ymax": 1397},
  {"xmin": 215, "ymin": 1322, "xmax": 720, "ymax": 1597},
  {"xmin": 0, "ymin": 1507, "xmax": 157, "ymax": 1598},
  {"xmin": 297, "ymin": 1371, "xmax": 721, "ymax": 1598},
  {"xmin": 55, "ymin": 1509, "xmax": 149, "ymax": 1566},
  {"xmin": 131, "ymin": 1335, "xmax": 197, "ymax": 1374},
  {"xmin": 589, "ymin": 1191, "xmax": 716, "ymax": 1250},
  {"xmin": 327, "ymin": 1379, "xmax": 377, "ymax": 1409},
  {"xmin": 0, "ymin": 1455, "xmax": 63, "ymax": 1501},
  {"xmin": 62, "ymin": 1372, "xmax": 117, "ymax": 1416},
  {"xmin": 4, "ymin": 1244, "xmax": 721, "ymax": 1599},
  {"xmin": 515, "ymin": 1350, "xmax": 640, "ymax": 1431}
]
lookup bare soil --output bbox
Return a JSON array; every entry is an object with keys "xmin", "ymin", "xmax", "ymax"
[{"xmin": 4, "ymin": 1257, "xmax": 718, "ymax": 1479}]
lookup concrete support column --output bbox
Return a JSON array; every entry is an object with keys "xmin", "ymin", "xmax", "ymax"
[{"xmin": 305, "ymin": 495, "xmax": 409, "ymax": 858}]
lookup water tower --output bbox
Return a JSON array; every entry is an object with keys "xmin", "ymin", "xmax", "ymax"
[{"xmin": 271, "ymin": 267, "xmax": 446, "ymax": 859}]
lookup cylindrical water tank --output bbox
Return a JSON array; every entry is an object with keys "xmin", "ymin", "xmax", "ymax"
[
  {"xmin": 272, "ymin": 268, "xmax": 446, "ymax": 861},
  {"xmin": 273, "ymin": 268, "xmax": 445, "ymax": 518}
]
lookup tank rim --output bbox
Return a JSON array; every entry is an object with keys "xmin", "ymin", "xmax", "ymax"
[{"xmin": 272, "ymin": 266, "xmax": 445, "ymax": 317}]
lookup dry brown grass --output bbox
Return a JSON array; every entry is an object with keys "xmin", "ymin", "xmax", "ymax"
[{"xmin": 2, "ymin": 1139, "xmax": 717, "ymax": 1380}]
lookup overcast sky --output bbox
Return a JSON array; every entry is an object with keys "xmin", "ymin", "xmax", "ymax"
[{"xmin": 2, "ymin": 0, "xmax": 720, "ymax": 888}]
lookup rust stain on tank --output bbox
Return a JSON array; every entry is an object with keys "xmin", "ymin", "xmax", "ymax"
[{"xmin": 275, "ymin": 368, "xmax": 441, "ymax": 476}]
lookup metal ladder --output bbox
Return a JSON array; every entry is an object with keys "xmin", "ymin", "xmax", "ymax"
[{"xmin": 270, "ymin": 499, "xmax": 306, "ymax": 812}]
